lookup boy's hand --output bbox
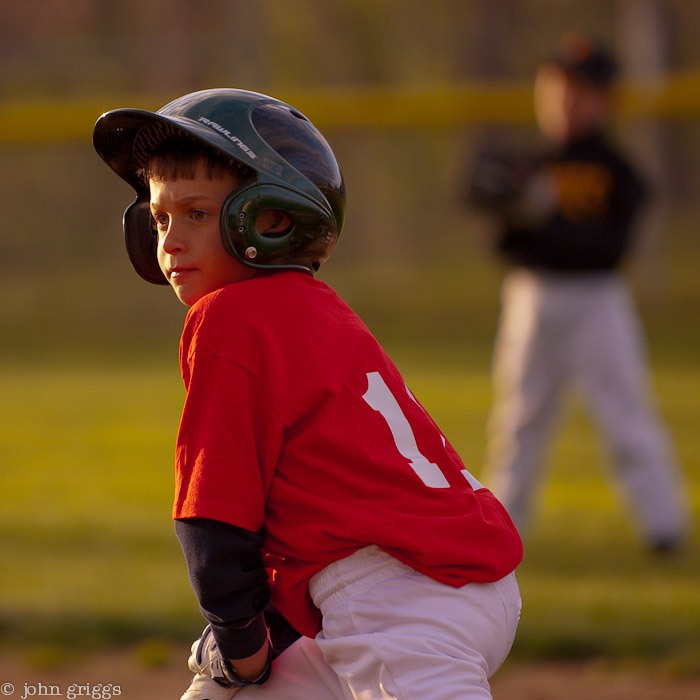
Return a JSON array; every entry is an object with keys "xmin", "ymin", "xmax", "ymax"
[
  {"xmin": 187, "ymin": 625, "xmax": 272, "ymax": 688},
  {"xmin": 187, "ymin": 626, "xmax": 236, "ymax": 687},
  {"xmin": 180, "ymin": 673, "xmax": 240, "ymax": 700}
]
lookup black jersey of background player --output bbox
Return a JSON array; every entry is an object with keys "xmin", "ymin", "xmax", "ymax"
[{"xmin": 472, "ymin": 131, "xmax": 648, "ymax": 273}]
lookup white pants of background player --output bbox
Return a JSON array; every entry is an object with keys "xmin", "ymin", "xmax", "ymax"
[
  {"xmin": 484, "ymin": 268, "xmax": 687, "ymax": 544},
  {"xmin": 239, "ymin": 545, "xmax": 521, "ymax": 700}
]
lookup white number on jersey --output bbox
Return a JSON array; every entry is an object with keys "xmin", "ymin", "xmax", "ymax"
[
  {"xmin": 362, "ymin": 371, "xmax": 450, "ymax": 488},
  {"xmin": 362, "ymin": 371, "xmax": 486, "ymax": 491}
]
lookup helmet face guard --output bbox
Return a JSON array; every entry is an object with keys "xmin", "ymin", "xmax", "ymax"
[
  {"xmin": 221, "ymin": 181, "xmax": 338, "ymax": 271},
  {"xmin": 92, "ymin": 89, "xmax": 345, "ymax": 283}
]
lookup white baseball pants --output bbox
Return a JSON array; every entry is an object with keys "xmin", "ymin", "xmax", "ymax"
[
  {"xmin": 239, "ymin": 545, "xmax": 521, "ymax": 699},
  {"xmin": 484, "ymin": 268, "xmax": 687, "ymax": 543}
]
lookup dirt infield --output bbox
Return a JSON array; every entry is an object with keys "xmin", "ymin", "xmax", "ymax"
[
  {"xmin": 1, "ymin": 647, "xmax": 699, "ymax": 699},
  {"xmin": 490, "ymin": 661, "xmax": 700, "ymax": 700}
]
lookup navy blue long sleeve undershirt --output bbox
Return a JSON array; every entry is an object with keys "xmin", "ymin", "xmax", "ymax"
[{"xmin": 174, "ymin": 517, "xmax": 271, "ymax": 659}]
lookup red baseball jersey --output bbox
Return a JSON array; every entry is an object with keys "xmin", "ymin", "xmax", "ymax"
[{"xmin": 173, "ymin": 272, "xmax": 522, "ymax": 637}]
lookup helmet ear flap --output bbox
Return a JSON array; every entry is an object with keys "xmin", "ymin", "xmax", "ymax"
[
  {"xmin": 124, "ymin": 197, "xmax": 169, "ymax": 285},
  {"xmin": 220, "ymin": 183, "xmax": 338, "ymax": 272}
]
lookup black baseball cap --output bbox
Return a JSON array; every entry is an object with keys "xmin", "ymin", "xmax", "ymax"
[{"xmin": 543, "ymin": 33, "xmax": 617, "ymax": 87}]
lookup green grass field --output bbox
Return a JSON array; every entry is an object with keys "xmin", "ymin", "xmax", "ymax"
[{"xmin": 1, "ymin": 259, "xmax": 698, "ymax": 672}]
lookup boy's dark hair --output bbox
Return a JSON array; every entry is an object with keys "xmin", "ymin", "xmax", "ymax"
[{"xmin": 137, "ymin": 135, "xmax": 252, "ymax": 185}]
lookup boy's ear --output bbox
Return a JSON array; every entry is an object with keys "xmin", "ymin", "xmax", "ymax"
[{"xmin": 256, "ymin": 209, "xmax": 293, "ymax": 237}]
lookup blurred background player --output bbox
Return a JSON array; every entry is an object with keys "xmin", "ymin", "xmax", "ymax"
[
  {"xmin": 466, "ymin": 33, "xmax": 688, "ymax": 552},
  {"xmin": 93, "ymin": 88, "xmax": 522, "ymax": 700}
]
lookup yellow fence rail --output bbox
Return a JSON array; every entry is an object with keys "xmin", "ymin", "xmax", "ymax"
[{"xmin": 2, "ymin": 72, "xmax": 700, "ymax": 144}]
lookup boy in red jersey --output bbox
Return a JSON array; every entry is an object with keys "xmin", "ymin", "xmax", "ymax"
[{"xmin": 93, "ymin": 89, "xmax": 522, "ymax": 700}]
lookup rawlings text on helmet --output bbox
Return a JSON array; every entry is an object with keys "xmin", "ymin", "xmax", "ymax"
[{"xmin": 196, "ymin": 117, "xmax": 258, "ymax": 160}]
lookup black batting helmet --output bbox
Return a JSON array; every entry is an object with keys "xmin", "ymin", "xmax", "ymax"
[{"xmin": 92, "ymin": 88, "xmax": 345, "ymax": 283}]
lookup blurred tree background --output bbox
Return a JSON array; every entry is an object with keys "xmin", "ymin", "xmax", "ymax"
[{"xmin": 1, "ymin": 0, "xmax": 699, "ymax": 360}]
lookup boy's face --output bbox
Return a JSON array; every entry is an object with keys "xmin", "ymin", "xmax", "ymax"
[
  {"xmin": 150, "ymin": 161, "xmax": 256, "ymax": 306},
  {"xmin": 534, "ymin": 65, "xmax": 612, "ymax": 143}
]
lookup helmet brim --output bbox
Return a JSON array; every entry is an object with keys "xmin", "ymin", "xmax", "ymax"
[{"xmin": 92, "ymin": 108, "xmax": 257, "ymax": 194}]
